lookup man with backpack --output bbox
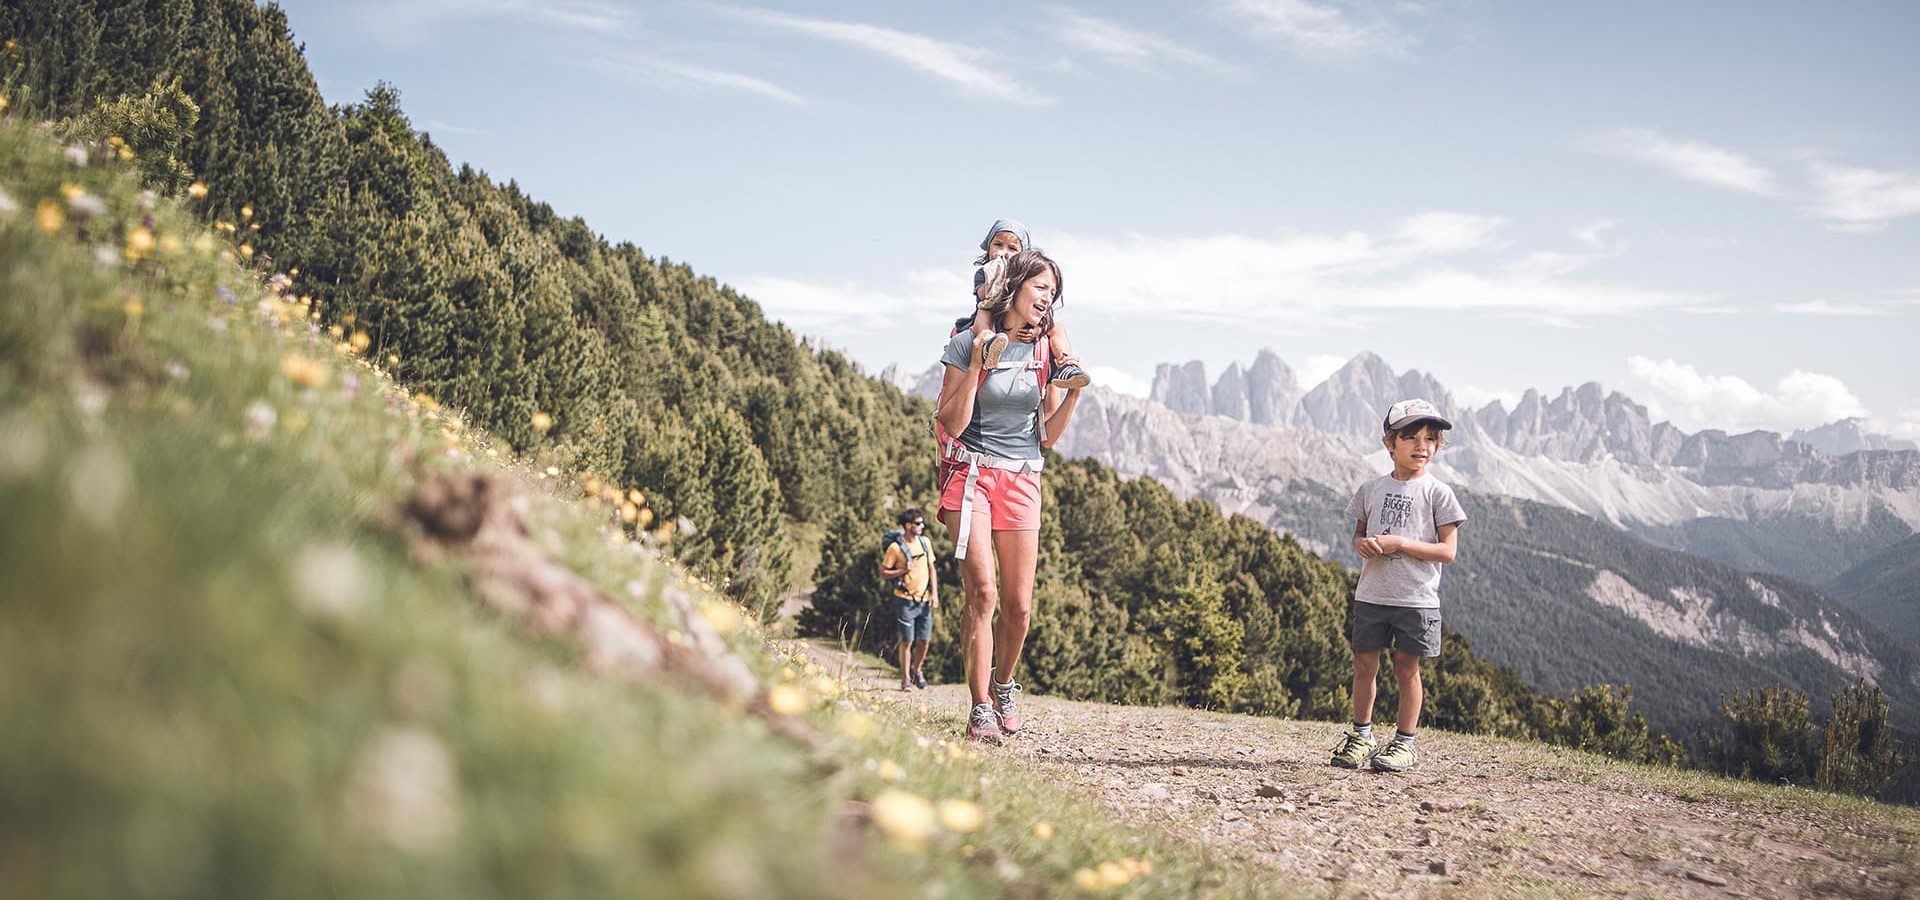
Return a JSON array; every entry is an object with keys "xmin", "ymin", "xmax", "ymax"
[{"xmin": 879, "ymin": 508, "xmax": 938, "ymax": 691}]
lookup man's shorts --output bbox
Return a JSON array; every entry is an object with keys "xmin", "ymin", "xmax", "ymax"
[
  {"xmin": 894, "ymin": 598, "xmax": 933, "ymax": 643},
  {"xmin": 1351, "ymin": 601, "xmax": 1442, "ymax": 657},
  {"xmin": 939, "ymin": 462, "xmax": 1042, "ymax": 533}
]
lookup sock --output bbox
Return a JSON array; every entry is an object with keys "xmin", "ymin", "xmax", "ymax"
[
  {"xmin": 1394, "ymin": 730, "xmax": 1418, "ymax": 745},
  {"xmin": 1353, "ymin": 722, "xmax": 1374, "ymax": 741}
]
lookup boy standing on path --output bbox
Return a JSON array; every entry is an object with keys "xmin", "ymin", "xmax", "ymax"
[
  {"xmin": 880, "ymin": 509, "xmax": 939, "ymax": 691},
  {"xmin": 1330, "ymin": 399, "xmax": 1467, "ymax": 773}
]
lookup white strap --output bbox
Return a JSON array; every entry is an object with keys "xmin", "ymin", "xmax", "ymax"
[{"xmin": 945, "ymin": 446, "xmax": 1043, "ymax": 561}]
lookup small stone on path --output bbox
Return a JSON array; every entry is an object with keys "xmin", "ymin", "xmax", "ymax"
[
  {"xmin": 1685, "ymin": 870, "xmax": 1729, "ymax": 887},
  {"xmin": 1429, "ymin": 860, "xmax": 1451, "ymax": 876},
  {"xmin": 1256, "ymin": 783, "xmax": 1285, "ymax": 798}
]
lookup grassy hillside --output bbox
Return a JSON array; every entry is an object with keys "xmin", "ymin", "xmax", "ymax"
[{"xmin": 0, "ymin": 120, "xmax": 1322, "ymax": 899}]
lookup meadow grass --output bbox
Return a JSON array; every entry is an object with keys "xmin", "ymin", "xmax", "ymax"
[{"xmin": 0, "ymin": 122, "xmax": 1301, "ymax": 899}]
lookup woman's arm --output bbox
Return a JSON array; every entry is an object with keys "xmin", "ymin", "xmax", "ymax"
[
  {"xmin": 936, "ymin": 335, "xmax": 986, "ymax": 438},
  {"xmin": 1039, "ymin": 385, "xmax": 1082, "ymax": 449}
]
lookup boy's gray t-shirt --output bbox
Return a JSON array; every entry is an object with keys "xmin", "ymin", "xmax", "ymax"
[
  {"xmin": 1345, "ymin": 473, "xmax": 1467, "ymax": 609},
  {"xmin": 940, "ymin": 332, "xmax": 1044, "ymax": 460}
]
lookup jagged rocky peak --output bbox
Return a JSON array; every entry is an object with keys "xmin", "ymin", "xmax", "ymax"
[
  {"xmin": 1301, "ymin": 352, "xmax": 1444, "ymax": 446},
  {"xmin": 1150, "ymin": 360, "xmax": 1211, "ymax": 415},
  {"xmin": 1791, "ymin": 418, "xmax": 1920, "ymax": 455},
  {"xmin": 1212, "ymin": 362, "xmax": 1251, "ymax": 421},
  {"xmin": 1245, "ymin": 349, "xmax": 1299, "ymax": 426}
]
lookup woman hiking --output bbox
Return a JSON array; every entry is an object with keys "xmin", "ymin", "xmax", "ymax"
[{"xmin": 933, "ymin": 248, "xmax": 1085, "ymax": 742}]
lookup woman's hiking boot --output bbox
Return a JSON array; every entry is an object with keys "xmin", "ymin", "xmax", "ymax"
[
  {"xmin": 966, "ymin": 703, "xmax": 1003, "ymax": 743},
  {"xmin": 1369, "ymin": 735, "xmax": 1418, "ymax": 772},
  {"xmin": 981, "ymin": 332, "xmax": 1009, "ymax": 370},
  {"xmin": 991, "ymin": 679, "xmax": 1024, "ymax": 734},
  {"xmin": 1329, "ymin": 729, "xmax": 1376, "ymax": 769},
  {"xmin": 1050, "ymin": 362, "xmax": 1091, "ymax": 389}
]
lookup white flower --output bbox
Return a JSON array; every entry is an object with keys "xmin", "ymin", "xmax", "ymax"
[
  {"xmin": 344, "ymin": 727, "xmax": 462, "ymax": 852},
  {"xmin": 244, "ymin": 400, "xmax": 277, "ymax": 442}
]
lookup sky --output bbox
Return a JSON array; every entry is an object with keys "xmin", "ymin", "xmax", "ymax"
[{"xmin": 280, "ymin": 0, "xmax": 1920, "ymax": 439}]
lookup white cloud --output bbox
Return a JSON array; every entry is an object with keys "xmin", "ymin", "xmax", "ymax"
[
  {"xmin": 1808, "ymin": 162, "xmax": 1920, "ymax": 231},
  {"xmin": 1878, "ymin": 408, "xmax": 1920, "ymax": 443},
  {"xmin": 731, "ymin": 268, "xmax": 961, "ymax": 335},
  {"xmin": 1625, "ymin": 356, "xmax": 1868, "ymax": 434},
  {"xmin": 1088, "ymin": 366, "xmax": 1152, "ymax": 397},
  {"xmin": 594, "ymin": 54, "xmax": 807, "ymax": 105},
  {"xmin": 1222, "ymin": 0, "xmax": 1412, "ymax": 58},
  {"xmin": 1773, "ymin": 300, "xmax": 1890, "ymax": 316},
  {"xmin": 1454, "ymin": 384, "xmax": 1522, "ymax": 411},
  {"xmin": 363, "ymin": 0, "xmax": 634, "ymax": 36},
  {"xmin": 1600, "ymin": 128, "xmax": 1778, "ymax": 196},
  {"xmin": 1050, "ymin": 7, "xmax": 1238, "ymax": 75},
  {"xmin": 1573, "ymin": 219, "xmax": 1620, "ymax": 250},
  {"xmin": 423, "ymin": 119, "xmax": 487, "ymax": 136},
  {"xmin": 718, "ymin": 6, "xmax": 1051, "ymax": 106},
  {"xmin": 1298, "ymin": 354, "xmax": 1348, "ymax": 389}
]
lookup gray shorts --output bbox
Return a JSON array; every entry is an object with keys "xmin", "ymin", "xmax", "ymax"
[
  {"xmin": 894, "ymin": 598, "xmax": 932, "ymax": 643},
  {"xmin": 1351, "ymin": 601, "xmax": 1442, "ymax": 657}
]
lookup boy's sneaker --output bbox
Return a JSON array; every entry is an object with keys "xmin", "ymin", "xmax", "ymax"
[
  {"xmin": 1329, "ymin": 729, "xmax": 1376, "ymax": 769},
  {"xmin": 966, "ymin": 703, "xmax": 1003, "ymax": 743},
  {"xmin": 912, "ymin": 670, "xmax": 928, "ymax": 690},
  {"xmin": 1050, "ymin": 362, "xmax": 1091, "ymax": 389},
  {"xmin": 991, "ymin": 679, "xmax": 1024, "ymax": 734},
  {"xmin": 1369, "ymin": 736, "xmax": 1418, "ymax": 773},
  {"xmin": 981, "ymin": 332, "xmax": 1009, "ymax": 370}
]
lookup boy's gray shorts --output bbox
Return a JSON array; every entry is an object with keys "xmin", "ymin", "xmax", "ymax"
[{"xmin": 1351, "ymin": 601, "xmax": 1442, "ymax": 657}]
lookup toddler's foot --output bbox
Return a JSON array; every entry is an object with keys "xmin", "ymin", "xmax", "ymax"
[
  {"xmin": 1050, "ymin": 361, "xmax": 1091, "ymax": 389},
  {"xmin": 981, "ymin": 332, "xmax": 1009, "ymax": 370}
]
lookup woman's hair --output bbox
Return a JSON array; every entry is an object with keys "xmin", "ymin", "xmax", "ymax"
[{"xmin": 980, "ymin": 248, "xmax": 1063, "ymax": 335}]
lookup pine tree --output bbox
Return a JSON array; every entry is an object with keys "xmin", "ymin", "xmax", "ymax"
[{"xmin": 1815, "ymin": 680, "xmax": 1905, "ymax": 798}]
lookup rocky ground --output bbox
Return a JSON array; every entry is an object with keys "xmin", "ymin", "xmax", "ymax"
[{"xmin": 809, "ymin": 643, "xmax": 1920, "ymax": 898}]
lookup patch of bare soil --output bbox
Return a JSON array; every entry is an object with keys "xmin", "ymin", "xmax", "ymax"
[{"xmin": 807, "ymin": 642, "xmax": 1920, "ymax": 898}]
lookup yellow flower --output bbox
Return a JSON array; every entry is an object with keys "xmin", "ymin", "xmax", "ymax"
[
  {"xmin": 1096, "ymin": 861, "xmax": 1131, "ymax": 888},
  {"xmin": 238, "ymin": 243, "xmax": 254, "ymax": 259},
  {"xmin": 836, "ymin": 711, "xmax": 876, "ymax": 741},
  {"xmin": 159, "ymin": 233, "xmax": 183, "ymax": 255},
  {"xmin": 636, "ymin": 507, "xmax": 654, "ymax": 528},
  {"xmin": 123, "ymin": 299, "xmax": 145, "ymax": 319},
  {"xmin": 1072, "ymin": 869, "xmax": 1101, "ymax": 892},
  {"xmin": 1031, "ymin": 821, "xmax": 1054, "ymax": 841},
  {"xmin": 117, "ymin": 145, "xmax": 134, "ymax": 161},
  {"xmin": 290, "ymin": 266, "xmax": 301, "ymax": 278},
  {"xmin": 936, "ymin": 799, "xmax": 985, "ymax": 834},
  {"xmin": 620, "ymin": 501, "xmax": 639, "ymax": 523},
  {"xmin": 240, "ymin": 204, "xmax": 254, "ymax": 220},
  {"xmin": 126, "ymin": 227, "xmax": 156, "ymax": 258},
  {"xmin": 35, "ymin": 200, "xmax": 64, "ymax": 233},
  {"xmin": 530, "ymin": 411, "xmax": 553, "ymax": 433},
  {"xmin": 875, "ymin": 758, "xmax": 904, "ymax": 783},
  {"xmin": 279, "ymin": 353, "xmax": 330, "ymax": 388},
  {"xmin": 870, "ymin": 790, "xmax": 937, "ymax": 849},
  {"xmin": 186, "ymin": 181, "xmax": 208, "ymax": 200},
  {"xmin": 328, "ymin": 324, "xmax": 344, "ymax": 339},
  {"xmin": 349, "ymin": 331, "xmax": 371, "ymax": 354},
  {"xmin": 699, "ymin": 601, "xmax": 743, "ymax": 637},
  {"xmin": 810, "ymin": 675, "xmax": 842, "ymax": 698},
  {"xmin": 0, "ymin": 94, "xmax": 8, "ymax": 113},
  {"xmin": 108, "ymin": 135, "xmax": 125, "ymax": 148},
  {"xmin": 766, "ymin": 684, "xmax": 807, "ymax": 716},
  {"xmin": 60, "ymin": 183, "xmax": 83, "ymax": 201},
  {"xmin": 192, "ymin": 233, "xmax": 214, "ymax": 255}
]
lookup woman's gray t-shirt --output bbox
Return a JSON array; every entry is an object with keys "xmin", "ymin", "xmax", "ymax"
[
  {"xmin": 940, "ymin": 332, "xmax": 1044, "ymax": 460},
  {"xmin": 1344, "ymin": 472, "xmax": 1468, "ymax": 609}
]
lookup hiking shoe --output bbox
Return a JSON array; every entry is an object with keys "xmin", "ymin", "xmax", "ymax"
[
  {"xmin": 1369, "ymin": 736, "xmax": 1417, "ymax": 773},
  {"xmin": 966, "ymin": 703, "xmax": 1003, "ymax": 743},
  {"xmin": 991, "ymin": 679, "xmax": 1024, "ymax": 734},
  {"xmin": 912, "ymin": 670, "xmax": 929, "ymax": 690},
  {"xmin": 980, "ymin": 332, "xmax": 1009, "ymax": 370},
  {"xmin": 1329, "ymin": 729, "xmax": 1376, "ymax": 769},
  {"xmin": 1050, "ymin": 362, "xmax": 1091, "ymax": 389}
]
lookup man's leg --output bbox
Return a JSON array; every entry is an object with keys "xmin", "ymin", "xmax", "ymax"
[
  {"xmin": 897, "ymin": 640, "xmax": 912, "ymax": 691},
  {"xmin": 910, "ymin": 639, "xmax": 930, "ymax": 675}
]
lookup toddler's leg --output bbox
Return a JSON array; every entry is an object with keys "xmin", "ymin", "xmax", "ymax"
[
  {"xmin": 1046, "ymin": 321, "xmax": 1091, "ymax": 388},
  {"xmin": 970, "ymin": 307, "xmax": 994, "ymax": 337}
]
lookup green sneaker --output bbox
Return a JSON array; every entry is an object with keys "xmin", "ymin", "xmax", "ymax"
[
  {"xmin": 1370, "ymin": 736, "xmax": 1417, "ymax": 772},
  {"xmin": 1329, "ymin": 729, "xmax": 1376, "ymax": 768}
]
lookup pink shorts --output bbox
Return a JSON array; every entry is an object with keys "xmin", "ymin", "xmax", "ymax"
[{"xmin": 939, "ymin": 461, "xmax": 1042, "ymax": 532}]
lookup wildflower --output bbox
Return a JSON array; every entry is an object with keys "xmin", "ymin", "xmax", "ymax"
[
  {"xmin": 67, "ymin": 191, "xmax": 105, "ymax": 221},
  {"xmin": 238, "ymin": 244, "xmax": 253, "ymax": 260},
  {"xmin": 0, "ymin": 188, "xmax": 14, "ymax": 215},
  {"xmin": 126, "ymin": 226, "xmax": 156, "ymax": 260},
  {"xmin": 875, "ymin": 758, "xmax": 904, "ymax": 782},
  {"xmin": 215, "ymin": 220, "xmax": 234, "ymax": 233},
  {"xmin": 159, "ymin": 233, "xmax": 183, "ymax": 255},
  {"xmin": 544, "ymin": 465, "xmax": 560, "ymax": 477},
  {"xmin": 766, "ymin": 684, "xmax": 807, "ymax": 716},
  {"xmin": 1096, "ymin": 861, "xmax": 1132, "ymax": 889},
  {"xmin": 344, "ymin": 726, "xmax": 461, "ymax": 853},
  {"xmin": 187, "ymin": 181, "xmax": 208, "ymax": 200},
  {"xmin": 245, "ymin": 400, "xmax": 277, "ymax": 442},
  {"xmin": 0, "ymin": 94, "xmax": 8, "ymax": 113},
  {"xmin": 698, "ymin": 600, "xmax": 743, "ymax": 637},
  {"xmin": 116, "ymin": 144, "xmax": 134, "ymax": 161},
  {"xmin": 530, "ymin": 411, "xmax": 553, "ymax": 433},
  {"xmin": 838, "ymin": 712, "xmax": 877, "ymax": 742},
  {"xmin": 123, "ymin": 299, "xmax": 144, "ymax": 319},
  {"xmin": 280, "ymin": 353, "xmax": 330, "ymax": 388},
  {"xmin": 194, "ymin": 233, "xmax": 215, "ymax": 256},
  {"xmin": 349, "ymin": 331, "xmax": 371, "ymax": 353},
  {"xmin": 810, "ymin": 675, "xmax": 842, "ymax": 698},
  {"xmin": 1073, "ymin": 869, "xmax": 1101, "ymax": 892},
  {"xmin": 34, "ymin": 201, "xmax": 62, "ymax": 233},
  {"xmin": 164, "ymin": 361, "xmax": 189, "ymax": 382},
  {"xmin": 636, "ymin": 506, "xmax": 654, "ymax": 528},
  {"xmin": 937, "ymin": 799, "xmax": 985, "ymax": 834},
  {"xmin": 65, "ymin": 144, "xmax": 88, "ymax": 166},
  {"xmin": 241, "ymin": 204, "xmax": 254, "ymax": 220},
  {"xmin": 627, "ymin": 488, "xmax": 645, "ymax": 505},
  {"xmin": 619, "ymin": 501, "xmax": 639, "ymax": 523},
  {"xmin": 870, "ymin": 790, "xmax": 937, "ymax": 849}
]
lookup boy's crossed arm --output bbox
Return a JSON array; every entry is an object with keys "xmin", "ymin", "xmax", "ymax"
[{"xmin": 1355, "ymin": 520, "xmax": 1460, "ymax": 564}]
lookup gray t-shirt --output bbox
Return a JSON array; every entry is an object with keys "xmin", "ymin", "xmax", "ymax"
[
  {"xmin": 1344, "ymin": 473, "xmax": 1467, "ymax": 609},
  {"xmin": 940, "ymin": 332, "xmax": 1045, "ymax": 460}
]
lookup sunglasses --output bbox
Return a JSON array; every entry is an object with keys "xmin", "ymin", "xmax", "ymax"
[{"xmin": 908, "ymin": 520, "xmax": 925, "ymax": 526}]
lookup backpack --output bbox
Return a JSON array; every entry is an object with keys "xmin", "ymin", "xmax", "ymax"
[
  {"xmin": 881, "ymin": 528, "xmax": 933, "ymax": 599},
  {"xmin": 930, "ymin": 329, "xmax": 1053, "ymax": 467}
]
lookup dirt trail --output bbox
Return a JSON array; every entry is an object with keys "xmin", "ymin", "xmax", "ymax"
[{"xmin": 804, "ymin": 642, "xmax": 1920, "ymax": 898}]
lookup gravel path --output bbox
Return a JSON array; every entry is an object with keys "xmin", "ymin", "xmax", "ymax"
[{"xmin": 810, "ymin": 643, "xmax": 1920, "ymax": 898}]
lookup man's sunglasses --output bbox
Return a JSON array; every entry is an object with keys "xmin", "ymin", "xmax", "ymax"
[{"xmin": 908, "ymin": 520, "xmax": 925, "ymax": 526}]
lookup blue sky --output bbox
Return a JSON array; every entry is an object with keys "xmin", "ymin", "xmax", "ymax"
[{"xmin": 282, "ymin": 0, "xmax": 1920, "ymax": 438}]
